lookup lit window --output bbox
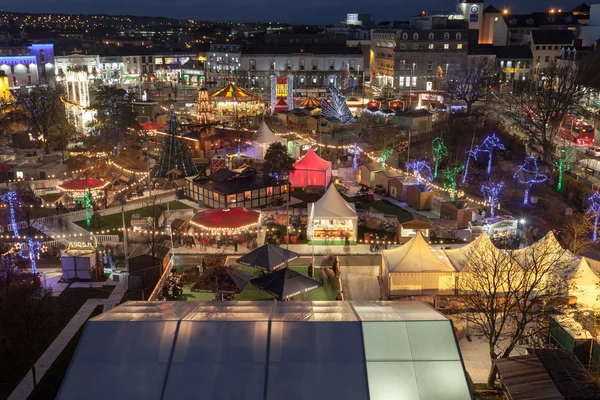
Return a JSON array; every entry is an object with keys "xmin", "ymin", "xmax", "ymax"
[
  {"xmin": 444, "ymin": 44, "xmax": 449, "ymax": 49},
  {"xmin": 280, "ymin": 185, "xmax": 288, "ymax": 193},
  {"xmin": 244, "ymin": 190, "xmax": 251, "ymax": 200},
  {"xmin": 429, "ymin": 44, "xmax": 434, "ymax": 49},
  {"xmin": 494, "ymin": 17, "xmax": 499, "ymax": 21},
  {"xmin": 267, "ymin": 187, "xmax": 273, "ymax": 196},
  {"xmin": 457, "ymin": 44, "xmax": 463, "ymax": 49},
  {"xmin": 227, "ymin": 195, "xmax": 236, "ymax": 203}
]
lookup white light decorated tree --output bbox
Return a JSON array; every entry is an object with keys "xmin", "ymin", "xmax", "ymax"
[{"xmin": 320, "ymin": 84, "xmax": 354, "ymax": 125}]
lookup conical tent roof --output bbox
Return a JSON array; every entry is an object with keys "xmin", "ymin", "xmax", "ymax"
[
  {"xmin": 274, "ymin": 97, "xmax": 288, "ymax": 112},
  {"xmin": 383, "ymin": 232, "xmax": 455, "ymax": 273},
  {"xmin": 250, "ymin": 267, "xmax": 322, "ymax": 300},
  {"xmin": 311, "ymin": 184, "xmax": 357, "ymax": 219},
  {"xmin": 513, "ymin": 231, "xmax": 577, "ymax": 271},
  {"xmin": 293, "ymin": 148, "xmax": 331, "ymax": 171},
  {"xmin": 254, "ymin": 121, "xmax": 284, "ymax": 144},
  {"xmin": 236, "ymin": 244, "xmax": 301, "ymax": 272},
  {"xmin": 444, "ymin": 232, "xmax": 499, "ymax": 272},
  {"xmin": 563, "ymin": 257, "xmax": 600, "ymax": 307}
]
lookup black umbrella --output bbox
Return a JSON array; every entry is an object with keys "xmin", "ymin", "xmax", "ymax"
[
  {"xmin": 250, "ymin": 267, "xmax": 322, "ymax": 300},
  {"xmin": 236, "ymin": 244, "xmax": 301, "ymax": 272},
  {"xmin": 225, "ymin": 267, "xmax": 253, "ymax": 292},
  {"xmin": 191, "ymin": 267, "xmax": 253, "ymax": 294}
]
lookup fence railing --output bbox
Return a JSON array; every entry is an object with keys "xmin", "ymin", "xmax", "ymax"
[{"xmin": 148, "ymin": 256, "xmax": 174, "ymax": 301}]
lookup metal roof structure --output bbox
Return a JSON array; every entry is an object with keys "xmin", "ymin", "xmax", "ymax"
[{"xmin": 58, "ymin": 301, "xmax": 473, "ymax": 400}]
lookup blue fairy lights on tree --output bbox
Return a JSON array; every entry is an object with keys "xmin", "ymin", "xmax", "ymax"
[
  {"xmin": 406, "ymin": 160, "xmax": 433, "ymax": 183},
  {"xmin": 481, "ymin": 179, "xmax": 505, "ymax": 217},
  {"xmin": 513, "ymin": 156, "xmax": 548, "ymax": 205},
  {"xmin": 586, "ymin": 192, "xmax": 600, "ymax": 241}
]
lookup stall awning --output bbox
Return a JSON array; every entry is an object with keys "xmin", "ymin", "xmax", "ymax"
[
  {"xmin": 190, "ymin": 208, "xmax": 261, "ymax": 231},
  {"xmin": 310, "ymin": 184, "xmax": 357, "ymax": 220},
  {"xmin": 383, "ymin": 232, "xmax": 455, "ymax": 273}
]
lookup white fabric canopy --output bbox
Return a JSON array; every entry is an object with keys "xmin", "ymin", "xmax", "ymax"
[
  {"xmin": 563, "ymin": 257, "xmax": 600, "ymax": 307},
  {"xmin": 513, "ymin": 231, "xmax": 577, "ymax": 272},
  {"xmin": 443, "ymin": 232, "xmax": 500, "ymax": 272},
  {"xmin": 254, "ymin": 121, "xmax": 285, "ymax": 144},
  {"xmin": 383, "ymin": 232, "xmax": 455, "ymax": 273},
  {"xmin": 310, "ymin": 184, "xmax": 357, "ymax": 219}
]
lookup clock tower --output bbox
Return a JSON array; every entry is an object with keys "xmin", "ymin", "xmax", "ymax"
[{"xmin": 457, "ymin": 0, "xmax": 484, "ymax": 31}]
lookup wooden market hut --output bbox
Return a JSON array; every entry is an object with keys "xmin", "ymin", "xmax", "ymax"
[
  {"xmin": 374, "ymin": 169, "xmax": 404, "ymax": 194},
  {"xmin": 356, "ymin": 163, "xmax": 382, "ymax": 188},
  {"xmin": 389, "ymin": 176, "xmax": 417, "ymax": 201},
  {"xmin": 406, "ymin": 184, "xmax": 439, "ymax": 211}
]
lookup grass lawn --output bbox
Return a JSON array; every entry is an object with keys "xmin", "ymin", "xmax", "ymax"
[
  {"xmin": 365, "ymin": 199, "xmax": 411, "ymax": 217},
  {"xmin": 179, "ymin": 265, "xmax": 339, "ymax": 301},
  {"xmin": 73, "ymin": 200, "xmax": 192, "ymax": 237},
  {"xmin": 0, "ymin": 285, "xmax": 115, "ymax": 399},
  {"xmin": 27, "ymin": 305, "xmax": 104, "ymax": 400}
]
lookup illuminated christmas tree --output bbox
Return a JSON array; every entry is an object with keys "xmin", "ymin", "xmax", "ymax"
[
  {"xmin": 154, "ymin": 105, "xmax": 198, "ymax": 178},
  {"xmin": 406, "ymin": 160, "xmax": 433, "ymax": 183},
  {"xmin": 321, "ymin": 84, "xmax": 354, "ymax": 125},
  {"xmin": 481, "ymin": 179, "xmax": 504, "ymax": 217},
  {"xmin": 442, "ymin": 165, "xmax": 464, "ymax": 201},
  {"xmin": 587, "ymin": 192, "xmax": 600, "ymax": 241}
]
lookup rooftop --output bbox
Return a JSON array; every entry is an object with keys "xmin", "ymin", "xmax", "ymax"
[
  {"xmin": 57, "ymin": 301, "xmax": 473, "ymax": 400},
  {"xmin": 190, "ymin": 169, "xmax": 286, "ymax": 196},
  {"xmin": 494, "ymin": 45, "xmax": 533, "ymax": 59},
  {"xmin": 531, "ymin": 30, "xmax": 574, "ymax": 45}
]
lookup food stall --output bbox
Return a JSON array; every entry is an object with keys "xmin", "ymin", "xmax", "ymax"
[{"xmin": 308, "ymin": 184, "xmax": 357, "ymax": 245}]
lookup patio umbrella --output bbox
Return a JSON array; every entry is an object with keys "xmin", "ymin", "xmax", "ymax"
[
  {"xmin": 236, "ymin": 244, "xmax": 300, "ymax": 272},
  {"xmin": 250, "ymin": 267, "xmax": 322, "ymax": 300},
  {"xmin": 191, "ymin": 267, "xmax": 253, "ymax": 293}
]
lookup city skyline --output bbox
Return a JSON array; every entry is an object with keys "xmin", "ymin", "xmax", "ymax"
[{"xmin": 4, "ymin": 0, "xmax": 589, "ymax": 24}]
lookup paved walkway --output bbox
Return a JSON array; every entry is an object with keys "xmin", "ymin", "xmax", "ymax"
[
  {"xmin": 171, "ymin": 243, "xmax": 393, "ymax": 256},
  {"xmin": 340, "ymin": 265, "xmax": 381, "ymax": 300},
  {"xmin": 8, "ymin": 278, "xmax": 127, "ymax": 400}
]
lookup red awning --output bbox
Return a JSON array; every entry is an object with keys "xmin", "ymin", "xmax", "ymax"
[
  {"xmin": 58, "ymin": 178, "xmax": 109, "ymax": 191},
  {"xmin": 0, "ymin": 163, "xmax": 12, "ymax": 172},
  {"xmin": 274, "ymin": 97, "xmax": 288, "ymax": 112},
  {"xmin": 293, "ymin": 148, "xmax": 331, "ymax": 171},
  {"xmin": 140, "ymin": 122, "xmax": 166, "ymax": 131},
  {"xmin": 190, "ymin": 208, "xmax": 261, "ymax": 230}
]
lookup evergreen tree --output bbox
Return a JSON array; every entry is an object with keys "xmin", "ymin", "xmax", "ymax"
[
  {"xmin": 321, "ymin": 84, "xmax": 354, "ymax": 125},
  {"xmin": 154, "ymin": 106, "xmax": 198, "ymax": 178}
]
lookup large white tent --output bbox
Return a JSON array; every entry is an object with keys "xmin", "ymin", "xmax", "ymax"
[
  {"xmin": 382, "ymin": 232, "xmax": 457, "ymax": 296},
  {"xmin": 307, "ymin": 184, "xmax": 358, "ymax": 244},
  {"xmin": 513, "ymin": 231, "xmax": 578, "ymax": 272},
  {"xmin": 249, "ymin": 121, "xmax": 286, "ymax": 159},
  {"xmin": 57, "ymin": 301, "xmax": 473, "ymax": 400},
  {"xmin": 562, "ymin": 257, "xmax": 600, "ymax": 307},
  {"xmin": 443, "ymin": 232, "xmax": 501, "ymax": 272}
]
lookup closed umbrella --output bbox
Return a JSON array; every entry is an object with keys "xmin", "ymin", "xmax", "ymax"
[
  {"xmin": 250, "ymin": 267, "xmax": 322, "ymax": 300},
  {"xmin": 236, "ymin": 244, "xmax": 300, "ymax": 272}
]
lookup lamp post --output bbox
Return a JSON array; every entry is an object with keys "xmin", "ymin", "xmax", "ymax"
[{"xmin": 120, "ymin": 196, "xmax": 129, "ymax": 270}]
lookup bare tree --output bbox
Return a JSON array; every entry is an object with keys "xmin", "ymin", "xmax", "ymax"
[
  {"xmin": 15, "ymin": 86, "xmax": 66, "ymax": 154},
  {"xmin": 446, "ymin": 56, "xmax": 496, "ymax": 114},
  {"xmin": 456, "ymin": 236, "xmax": 570, "ymax": 388},
  {"xmin": 0, "ymin": 98, "xmax": 16, "ymax": 139},
  {"xmin": 359, "ymin": 126, "xmax": 408, "ymax": 165},
  {"xmin": 502, "ymin": 55, "xmax": 600, "ymax": 163},
  {"xmin": 0, "ymin": 276, "xmax": 57, "ymax": 397},
  {"xmin": 559, "ymin": 214, "xmax": 594, "ymax": 256}
]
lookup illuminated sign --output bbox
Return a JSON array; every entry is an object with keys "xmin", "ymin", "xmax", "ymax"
[
  {"xmin": 276, "ymin": 76, "xmax": 288, "ymax": 97},
  {"xmin": 347, "ymin": 14, "xmax": 359, "ymax": 21},
  {"xmin": 503, "ymin": 68, "xmax": 515, "ymax": 73},
  {"xmin": 469, "ymin": 13, "xmax": 479, "ymax": 22},
  {"xmin": 69, "ymin": 241, "xmax": 95, "ymax": 249}
]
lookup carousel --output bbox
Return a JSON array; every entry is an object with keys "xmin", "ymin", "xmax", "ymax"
[
  {"xmin": 210, "ymin": 83, "xmax": 261, "ymax": 118},
  {"xmin": 299, "ymin": 97, "xmax": 321, "ymax": 108},
  {"xmin": 188, "ymin": 208, "xmax": 262, "ymax": 250},
  {"xmin": 58, "ymin": 178, "xmax": 109, "ymax": 202}
]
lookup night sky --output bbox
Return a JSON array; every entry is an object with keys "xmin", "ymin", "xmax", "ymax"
[{"xmin": 6, "ymin": 0, "xmax": 589, "ymax": 24}]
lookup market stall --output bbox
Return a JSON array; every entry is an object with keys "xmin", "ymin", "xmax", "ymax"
[
  {"xmin": 58, "ymin": 178, "xmax": 109, "ymax": 200},
  {"xmin": 382, "ymin": 232, "xmax": 456, "ymax": 297},
  {"xmin": 248, "ymin": 121, "xmax": 286, "ymax": 159},
  {"xmin": 189, "ymin": 208, "xmax": 261, "ymax": 249},
  {"xmin": 308, "ymin": 184, "xmax": 357, "ymax": 245},
  {"xmin": 289, "ymin": 148, "xmax": 332, "ymax": 189}
]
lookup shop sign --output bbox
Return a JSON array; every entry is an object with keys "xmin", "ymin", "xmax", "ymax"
[
  {"xmin": 69, "ymin": 241, "xmax": 95, "ymax": 249},
  {"xmin": 503, "ymin": 68, "xmax": 515, "ymax": 73},
  {"xmin": 469, "ymin": 14, "xmax": 479, "ymax": 22}
]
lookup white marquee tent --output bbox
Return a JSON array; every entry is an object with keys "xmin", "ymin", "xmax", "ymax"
[
  {"xmin": 382, "ymin": 232, "xmax": 457, "ymax": 296},
  {"xmin": 562, "ymin": 257, "xmax": 600, "ymax": 307},
  {"xmin": 307, "ymin": 184, "xmax": 358, "ymax": 243},
  {"xmin": 249, "ymin": 121, "xmax": 286, "ymax": 159}
]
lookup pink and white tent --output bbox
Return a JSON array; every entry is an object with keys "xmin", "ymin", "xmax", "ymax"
[{"xmin": 289, "ymin": 148, "xmax": 332, "ymax": 188}]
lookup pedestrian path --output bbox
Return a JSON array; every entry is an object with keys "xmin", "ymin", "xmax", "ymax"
[
  {"xmin": 8, "ymin": 278, "xmax": 127, "ymax": 400},
  {"xmin": 340, "ymin": 265, "xmax": 381, "ymax": 300}
]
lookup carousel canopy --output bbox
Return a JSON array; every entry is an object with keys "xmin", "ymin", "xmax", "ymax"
[
  {"xmin": 58, "ymin": 178, "xmax": 109, "ymax": 192},
  {"xmin": 190, "ymin": 208, "xmax": 261, "ymax": 231},
  {"xmin": 274, "ymin": 97, "xmax": 288, "ymax": 112},
  {"xmin": 236, "ymin": 244, "xmax": 301, "ymax": 272},
  {"xmin": 383, "ymin": 232, "xmax": 455, "ymax": 273},
  {"xmin": 311, "ymin": 184, "xmax": 357, "ymax": 220},
  {"xmin": 299, "ymin": 97, "xmax": 321, "ymax": 108},
  {"xmin": 210, "ymin": 83, "xmax": 258, "ymax": 100},
  {"xmin": 250, "ymin": 267, "xmax": 322, "ymax": 300},
  {"xmin": 140, "ymin": 122, "xmax": 166, "ymax": 131}
]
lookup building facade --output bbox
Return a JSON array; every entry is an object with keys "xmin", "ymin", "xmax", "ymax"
[
  {"xmin": 55, "ymin": 54, "xmax": 100, "ymax": 81},
  {"xmin": 0, "ymin": 43, "xmax": 54, "ymax": 87},
  {"xmin": 206, "ymin": 43, "xmax": 242, "ymax": 89},
  {"xmin": 524, "ymin": 30, "xmax": 574, "ymax": 75}
]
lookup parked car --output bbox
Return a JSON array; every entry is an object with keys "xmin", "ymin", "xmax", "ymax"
[{"xmin": 586, "ymin": 146, "xmax": 600, "ymax": 157}]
